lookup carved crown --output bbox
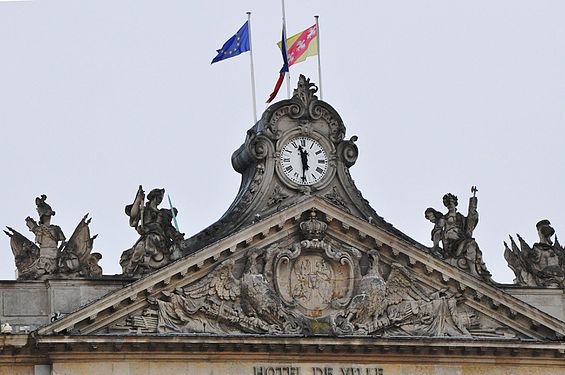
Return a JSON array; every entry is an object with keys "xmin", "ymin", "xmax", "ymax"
[{"xmin": 299, "ymin": 210, "xmax": 327, "ymax": 240}]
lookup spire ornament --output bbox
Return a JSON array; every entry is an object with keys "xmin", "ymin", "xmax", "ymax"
[{"xmin": 293, "ymin": 74, "xmax": 319, "ymax": 108}]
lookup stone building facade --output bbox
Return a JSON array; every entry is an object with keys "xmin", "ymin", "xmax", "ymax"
[{"xmin": 1, "ymin": 76, "xmax": 565, "ymax": 375}]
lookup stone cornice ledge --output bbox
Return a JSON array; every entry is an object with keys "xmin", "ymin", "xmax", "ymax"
[{"xmin": 31, "ymin": 335, "xmax": 565, "ymax": 364}]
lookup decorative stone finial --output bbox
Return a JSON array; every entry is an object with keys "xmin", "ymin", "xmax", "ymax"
[
  {"xmin": 299, "ymin": 209, "xmax": 327, "ymax": 240},
  {"xmin": 504, "ymin": 220, "xmax": 565, "ymax": 287},
  {"xmin": 4, "ymin": 195, "xmax": 102, "ymax": 280},
  {"xmin": 293, "ymin": 74, "xmax": 318, "ymax": 108}
]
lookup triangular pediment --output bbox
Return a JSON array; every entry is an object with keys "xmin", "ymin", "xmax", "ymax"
[{"xmin": 38, "ymin": 197, "xmax": 565, "ymax": 343}]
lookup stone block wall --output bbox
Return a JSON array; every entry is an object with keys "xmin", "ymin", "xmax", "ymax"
[
  {"xmin": 0, "ymin": 278, "xmax": 129, "ymax": 333},
  {"xmin": 502, "ymin": 286, "xmax": 565, "ymax": 322}
]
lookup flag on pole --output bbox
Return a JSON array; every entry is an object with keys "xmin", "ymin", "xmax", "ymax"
[
  {"xmin": 277, "ymin": 24, "xmax": 318, "ymax": 67},
  {"xmin": 266, "ymin": 26, "xmax": 290, "ymax": 103},
  {"xmin": 211, "ymin": 21, "xmax": 250, "ymax": 64}
]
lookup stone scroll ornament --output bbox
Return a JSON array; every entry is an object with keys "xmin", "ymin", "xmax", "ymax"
[
  {"xmin": 120, "ymin": 186, "xmax": 185, "ymax": 277},
  {"xmin": 504, "ymin": 220, "xmax": 565, "ymax": 287},
  {"xmin": 123, "ymin": 210, "xmax": 487, "ymax": 337},
  {"xmin": 424, "ymin": 187, "xmax": 491, "ymax": 280},
  {"xmin": 4, "ymin": 195, "xmax": 102, "ymax": 280}
]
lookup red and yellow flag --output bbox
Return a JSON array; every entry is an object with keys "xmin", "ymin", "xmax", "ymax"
[{"xmin": 277, "ymin": 24, "xmax": 318, "ymax": 67}]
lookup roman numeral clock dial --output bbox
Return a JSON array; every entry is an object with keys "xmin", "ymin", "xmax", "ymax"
[{"xmin": 280, "ymin": 136, "xmax": 328, "ymax": 186}]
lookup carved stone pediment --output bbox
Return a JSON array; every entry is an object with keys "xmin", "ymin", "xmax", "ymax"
[
  {"xmin": 111, "ymin": 238, "xmax": 480, "ymax": 338},
  {"xmin": 37, "ymin": 199, "xmax": 565, "ymax": 342}
]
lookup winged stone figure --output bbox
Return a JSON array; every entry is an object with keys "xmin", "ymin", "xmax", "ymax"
[
  {"xmin": 504, "ymin": 220, "xmax": 565, "ymax": 287},
  {"xmin": 333, "ymin": 251, "xmax": 472, "ymax": 337},
  {"xmin": 336, "ymin": 250, "xmax": 386, "ymax": 332},
  {"xmin": 153, "ymin": 248, "xmax": 301, "ymax": 334},
  {"xmin": 154, "ymin": 259, "xmax": 243, "ymax": 333},
  {"xmin": 57, "ymin": 214, "xmax": 103, "ymax": 277},
  {"xmin": 4, "ymin": 227, "xmax": 40, "ymax": 276},
  {"xmin": 4, "ymin": 195, "xmax": 102, "ymax": 280},
  {"xmin": 239, "ymin": 249, "xmax": 301, "ymax": 332}
]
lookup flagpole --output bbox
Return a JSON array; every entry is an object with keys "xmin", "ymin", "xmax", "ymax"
[
  {"xmin": 167, "ymin": 194, "xmax": 180, "ymax": 232},
  {"xmin": 247, "ymin": 12, "xmax": 258, "ymax": 123},
  {"xmin": 315, "ymin": 15, "xmax": 323, "ymax": 100},
  {"xmin": 281, "ymin": 0, "xmax": 291, "ymax": 98}
]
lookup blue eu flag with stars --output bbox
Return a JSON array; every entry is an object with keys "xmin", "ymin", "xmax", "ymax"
[{"xmin": 211, "ymin": 21, "xmax": 250, "ymax": 64}]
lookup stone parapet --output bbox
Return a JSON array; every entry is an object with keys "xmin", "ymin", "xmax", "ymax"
[
  {"xmin": 502, "ymin": 285, "xmax": 565, "ymax": 322},
  {"xmin": 0, "ymin": 278, "xmax": 130, "ymax": 333}
]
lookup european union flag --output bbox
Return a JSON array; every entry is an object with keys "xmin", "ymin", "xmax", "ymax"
[{"xmin": 211, "ymin": 21, "xmax": 250, "ymax": 64}]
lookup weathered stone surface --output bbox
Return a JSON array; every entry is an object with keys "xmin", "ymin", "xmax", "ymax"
[
  {"xmin": 504, "ymin": 287, "xmax": 565, "ymax": 321},
  {"xmin": 48, "ymin": 361, "xmax": 565, "ymax": 375},
  {"xmin": 424, "ymin": 188, "xmax": 490, "ymax": 280},
  {"xmin": 120, "ymin": 186, "xmax": 184, "ymax": 277},
  {"xmin": 0, "ymin": 366, "xmax": 33, "ymax": 375},
  {"xmin": 0, "ymin": 279, "xmax": 127, "ymax": 332},
  {"xmin": 103, "ymin": 210, "xmax": 523, "ymax": 340},
  {"xmin": 51, "ymin": 287, "xmax": 82, "ymax": 314},
  {"xmin": 4, "ymin": 195, "xmax": 102, "ymax": 280},
  {"xmin": 3, "ymin": 290, "xmax": 47, "ymax": 317},
  {"xmin": 504, "ymin": 220, "xmax": 565, "ymax": 287}
]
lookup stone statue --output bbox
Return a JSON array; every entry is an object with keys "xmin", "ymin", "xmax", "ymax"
[
  {"xmin": 4, "ymin": 195, "xmax": 102, "ymax": 280},
  {"xmin": 149, "ymin": 247, "xmax": 301, "ymax": 335},
  {"xmin": 424, "ymin": 187, "xmax": 491, "ymax": 280},
  {"xmin": 504, "ymin": 220, "xmax": 565, "ymax": 287},
  {"xmin": 120, "ymin": 186, "xmax": 184, "ymax": 277},
  {"xmin": 331, "ymin": 252, "xmax": 473, "ymax": 337}
]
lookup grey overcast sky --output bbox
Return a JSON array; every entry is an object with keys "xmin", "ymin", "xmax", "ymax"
[{"xmin": 1, "ymin": 1, "xmax": 564, "ymax": 282}]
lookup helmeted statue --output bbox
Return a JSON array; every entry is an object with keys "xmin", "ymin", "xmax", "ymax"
[
  {"xmin": 120, "ymin": 186, "xmax": 184, "ymax": 277},
  {"xmin": 4, "ymin": 195, "xmax": 102, "ymax": 280},
  {"xmin": 424, "ymin": 188, "xmax": 491, "ymax": 280},
  {"xmin": 504, "ymin": 220, "xmax": 565, "ymax": 287}
]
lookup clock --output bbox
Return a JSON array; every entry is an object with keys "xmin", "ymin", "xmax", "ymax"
[{"xmin": 280, "ymin": 136, "xmax": 328, "ymax": 185}]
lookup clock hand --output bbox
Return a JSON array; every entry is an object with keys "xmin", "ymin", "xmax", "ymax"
[{"xmin": 298, "ymin": 146, "xmax": 309, "ymax": 183}]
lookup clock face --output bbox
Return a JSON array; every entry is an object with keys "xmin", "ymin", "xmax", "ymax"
[{"xmin": 280, "ymin": 136, "xmax": 328, "ymax": 185}]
